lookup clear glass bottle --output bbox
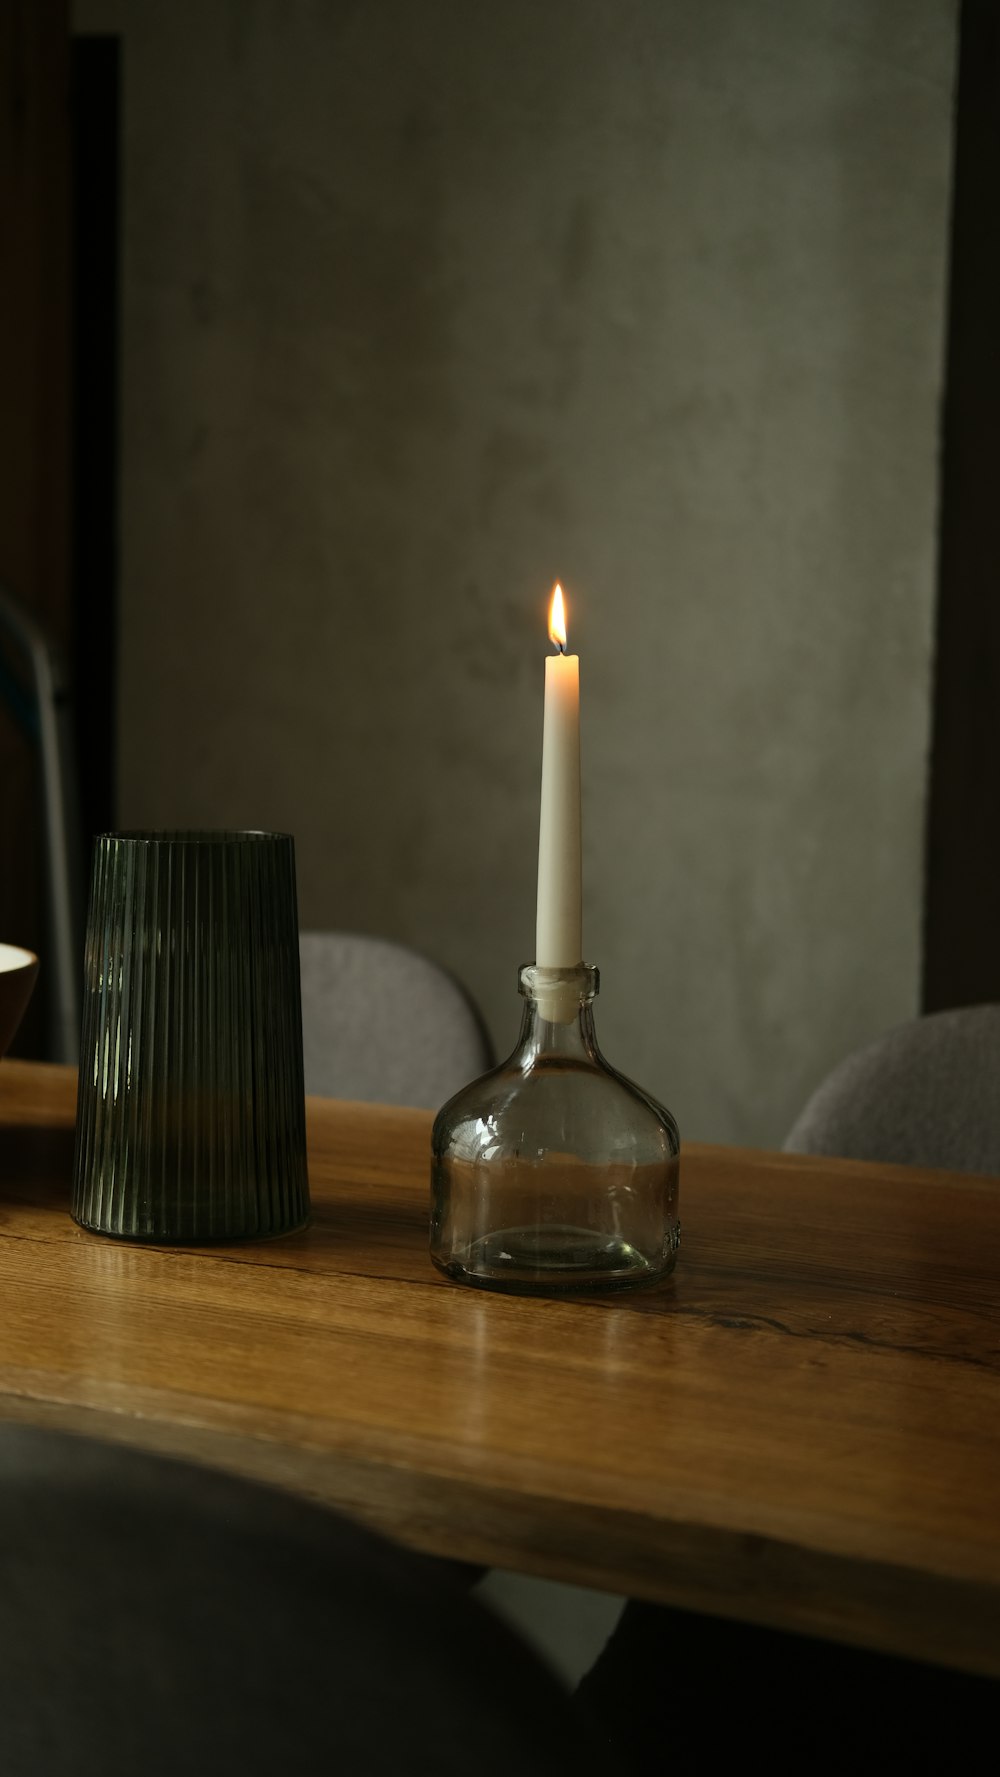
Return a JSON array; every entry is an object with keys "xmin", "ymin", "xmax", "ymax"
[{"xmin": 430, "ymin": 963, "xmax": 680, "ymax": 1295}]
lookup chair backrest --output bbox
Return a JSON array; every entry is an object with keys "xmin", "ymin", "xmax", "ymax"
[
  {"xmin": 0, "ymin": 585, "xmax": 82, "ymax": 1063},
  {"xmin": 299, "ymin": 931, "xmax": 493, "ymax": 1108},
  {"xmin": 783, "ymin": 1004, "xmax": 1000, "ymax": 1173},
  {"xmin": 0, "ymin": 1425, "xmax": 610, "ymax": 1777}
]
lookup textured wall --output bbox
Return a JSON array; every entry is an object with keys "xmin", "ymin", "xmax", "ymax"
[{"xmin": 79, "ymin": 0, "xmax": 956, "ymax": 1143}]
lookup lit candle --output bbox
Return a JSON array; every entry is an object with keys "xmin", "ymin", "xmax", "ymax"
[{"xmin": 535, "ymin": 582, "xmax": 582, "ymax": 974}]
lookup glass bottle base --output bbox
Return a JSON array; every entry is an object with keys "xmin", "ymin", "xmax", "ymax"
[{"xmin": 432, "ymin": 1222, "xmax": 678, "ymax": 1296}]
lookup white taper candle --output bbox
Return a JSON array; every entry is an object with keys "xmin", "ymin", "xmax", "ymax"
[{"xmin": 535, "ymin": 583, "xmax": 582, "ymax": 973}]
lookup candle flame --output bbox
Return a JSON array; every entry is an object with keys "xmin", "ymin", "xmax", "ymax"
[{"xmin": 548, "ymin": 583, "xmax": 568, "ymax": 652}]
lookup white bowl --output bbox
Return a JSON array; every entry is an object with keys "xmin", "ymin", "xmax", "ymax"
[{"xmin": 0, "ymin": 944, "xmax": 40, "ymax": 1058}]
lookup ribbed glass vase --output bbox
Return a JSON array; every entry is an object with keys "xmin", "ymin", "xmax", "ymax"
[{"xmin": 72, "ymin": 831, "xmax": 310, "ymax": 1242}]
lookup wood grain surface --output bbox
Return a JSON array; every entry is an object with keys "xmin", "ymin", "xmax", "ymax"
[{"xmin": 1, "ymin": 1060, "xmax": 999, "ymax": 1677}]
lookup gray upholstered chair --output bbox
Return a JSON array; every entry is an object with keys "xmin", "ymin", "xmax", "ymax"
[
  {"xmin": 783, "ymin": 1003, "xmax": 1000, "ymax": 1174},
  {"xmin": 0, "ymin": 1425, "xmax": 610, "ymax": 1777},
  {"xmin": 298, "ymin": 931, "xmax": 493, "ymax": 1108}
]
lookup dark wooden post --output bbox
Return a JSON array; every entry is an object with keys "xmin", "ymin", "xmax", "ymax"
[{"xmin": 923, "ymin": 0, "xmax": 1000, "ymax": 1010}]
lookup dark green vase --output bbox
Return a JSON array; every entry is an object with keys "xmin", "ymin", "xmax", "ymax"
[{"xmin": 72, "ymin": 830, "xmax": 310, "ymax": 1241}]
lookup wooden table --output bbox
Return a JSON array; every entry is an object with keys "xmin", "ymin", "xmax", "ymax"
[{"xmin": 2, "ymin": 1060, "xmax": 999, "ymax": 1679}]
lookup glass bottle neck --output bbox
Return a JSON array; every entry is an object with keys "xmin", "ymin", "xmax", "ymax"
[{"xmin": 515, "ymin": 963, "xmax": 600, "ymax": 1064}]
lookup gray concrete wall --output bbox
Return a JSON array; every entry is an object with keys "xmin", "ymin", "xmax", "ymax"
[{"xmin": 76, "ymin": 0, "xmax": 957, "ymax": 1144}]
